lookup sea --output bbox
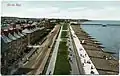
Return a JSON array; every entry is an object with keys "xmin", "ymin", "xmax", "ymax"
[{"xmin": 81, "ymin": 20, "xmax": 120, "ymax": 59}]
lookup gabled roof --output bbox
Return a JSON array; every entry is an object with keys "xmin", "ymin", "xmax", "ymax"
[
  {"xmin": 1, "ymin": 35, "xmax": 12, "ymax": 43},
  {"xmin": 1, "ymin": 37, "xmax": 9, "ymax": 53},
  {"xmin": 39, "ymin": 27, "xmax": 45, "ymax": 30},
  {"xmin": 14, "ymin": 32, "xmax": 21, "ymax": 39},
  {"xmin": 8, "ymin": 33, "xmax": 17, "ymax": 40},
  {"xmin": 22, "ymin": 32, "xmax": 27, "ymax": 35},
  {"xmin": 22, "ymin": 29, "xmax": 32, "ymax": 34},
  {"xmin": 18, "ymin": 31, "xmax": 24, "ymax": 37},
  {"xmin": 33, "ymin": 27, "xmax": 38, "ymax": 31}
]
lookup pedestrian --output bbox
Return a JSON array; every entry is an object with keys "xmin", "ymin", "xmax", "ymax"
[
  {"xmin": 91, "ymin": 71, "xmax": 94, "ymax": 74},
  {"xmin": 49, "ymin": 71, "xmax": 51, "ymax": 75},
  {"xmin": 84, "ymin": 59, "xmax": 86, "ymax": 63},
  {"xmin": 87, "ymin": 60, "xmax": 91, "ymax": 64},
  {"xmin": 91, "ymin": 65, "xmax": 94, "ymax": 69}
]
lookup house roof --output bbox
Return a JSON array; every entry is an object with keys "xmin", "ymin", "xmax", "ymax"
[
  {"xmin": 14, "ymin": 32, "xmax": 21, "ymax": 39},
  {"xmin": 22, "ymin": 29, "xmax": 32, "ymax": 34},
  {"xmin": 8, "ymin": 33, "xmax": 17, "ymax": 40},
  {"xmin": 1, "ymin": 37, "xmax": 9, "ymax": 53},
  {"xmin": 18, "ymin": 31, "xmax": 24, "ymax": 37},
  {"xmin": 22, "ymin": 32, "xmax": 27, "ymax": 35},
  {"xmin": 1, "ymin": 35, "xmax": 12, "ymax": 43}
]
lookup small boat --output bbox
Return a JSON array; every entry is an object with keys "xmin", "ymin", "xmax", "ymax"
[{"xmin": 102, "ymin": 24, "xmax": 107, "ymax": 27}]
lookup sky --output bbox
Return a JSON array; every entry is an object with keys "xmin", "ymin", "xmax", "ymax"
[{"xmin": 1, "ymin": 1, "xmax": 120, "ymax": 20}]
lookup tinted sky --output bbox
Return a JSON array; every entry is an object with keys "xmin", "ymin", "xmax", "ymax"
[{"xmin": 1, "ymin": 1, "xmax": 120, "ymax": 20}]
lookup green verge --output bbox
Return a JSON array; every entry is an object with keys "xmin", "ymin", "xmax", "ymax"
[
  {"xmin": 61, "ymin": 38, "xmax": 67, "ymax": 42},
  {"xmin": 54, "ymin": 41, "xmax": 71, "ymax": 75},
  {"xmin": 62, "ymin": 23, "xmax": 68, "ymax": 30},
  {"xmin": 61, "ymin": 31, "xmax": 67, "ymax": 38}
]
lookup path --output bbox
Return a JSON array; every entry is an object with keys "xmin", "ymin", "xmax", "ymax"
[{"xmin": 46, "ymin": 25, "xmax": 63, "ymax": 75}]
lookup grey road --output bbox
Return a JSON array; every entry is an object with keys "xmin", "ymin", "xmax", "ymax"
[{"xmin": 46, "ymin": 25, "xmax": 63, "ymax": 75}]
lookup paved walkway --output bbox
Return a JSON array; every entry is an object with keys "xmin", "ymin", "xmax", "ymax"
[
  {"xmin": 70, "ymin": 26, "xmax": 99, "ymax": 75},
  {"xmin": 67, "ymin": 28, "xmax": 80, "ymax": 75},
  {"xmin": 46, "ymin": 25, "xmax": 63, "ymax": 75}
]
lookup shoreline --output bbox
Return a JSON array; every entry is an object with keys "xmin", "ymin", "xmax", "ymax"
[
  {"xmin": 80, "ymin": 24, "xmax": 119, "ymax": 60},
  {"xmin": 71, "ymin": 24, "xmax": 119, "ymax": 75}
]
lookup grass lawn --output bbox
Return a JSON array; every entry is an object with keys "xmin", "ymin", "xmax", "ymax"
[
  {"xmin": 61, "ymin": 38, "xmax": 67, "ymax": 42},
  {"xmin": 54, "ymin": 42, "xmax": 71, "ymax": 75},
  {"xmin": 61, "ymin": 31, "xmax": 67, "ymax": 38},
  {"xmin": 62, "ymin": 23, "xmax": 68, "ymax": 30}
]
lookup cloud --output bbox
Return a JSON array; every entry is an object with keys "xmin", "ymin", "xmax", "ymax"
[
  {"xmin": 68, "ymin": 7, "xmax": 87, "ymax": 11},
  {"xmin": 56, "ymin": 6, "xmax": 120, "ymax": 20},
  {"xmin": 27, "ymin": 7, "xmax": 59, "ymax": 13},
  {"xmin": 2, "ymin": 4, "xmax": 120, "ymax": 20}
]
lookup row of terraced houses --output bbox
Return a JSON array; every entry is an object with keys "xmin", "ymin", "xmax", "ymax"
[{"xmin": 1, "ymin": 17, "xmax": 57, "ymax": 74}]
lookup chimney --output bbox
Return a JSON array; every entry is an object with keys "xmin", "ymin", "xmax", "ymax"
[
  {"xmin": 30, "ymin": 24, "xmax": 33, "ymax": 29},
  {"xmin": 9, "ymin": 27, "xmax": 14, "ymax": 35},
  {"xmin": 21, "ymin": 25, "xmax": 25, "ymax": 30},
  {"xmin": 24, "ymin": 25, "xmax": 28, "ymax": 29},
  {"xmin": 30, "ymin": 24, "xmax": 32, "ymax": 29},
  {"xmin": 27, "ymin": 24, "xmax": 30, "ymax": 29},
  {"xmin": 11, "ymin": 23, "xmax": 16, "ymax": 28},
  {"xmin": 13, "ymin": 28, "xmax": 18, "ymax": 34},
  {"xmin": 19, "ymin": 29, "xmax": 22, "ymax": 33},
  {"xmin": 32, "ymin": 25, "xmax": 35, "ymax": 29},
  {"xmin": 33, "ymin": 25, "xmax": 35, "ymax": 28},
  {"xmin": 16, "ymin": 24, "xmax": 21, "ymax": 33},
  {"xmin": 3, "ymin": 29, "xmax": 9, "ymax": 36}
]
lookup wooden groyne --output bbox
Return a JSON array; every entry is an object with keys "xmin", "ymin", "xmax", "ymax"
[{"xmin": 71, "ymin": 24, "xmax": 119, "ymax": 75}]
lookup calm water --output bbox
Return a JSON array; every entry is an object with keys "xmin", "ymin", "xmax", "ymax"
[{"xmin": 81, "ymin": 20, "xmax": 120, "ymax": 59}]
